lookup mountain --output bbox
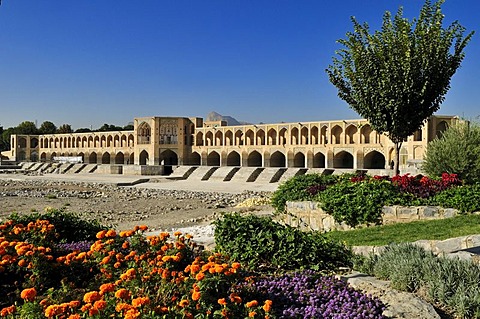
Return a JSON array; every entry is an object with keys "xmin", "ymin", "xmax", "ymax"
[{"xmin": 206, "ymin": 111, "xmax": 249, "ymax": 126}]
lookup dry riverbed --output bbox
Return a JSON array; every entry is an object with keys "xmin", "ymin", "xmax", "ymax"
[{"xmin": 0, "ymin": 174, "xmax": 273, "ymax": 232}]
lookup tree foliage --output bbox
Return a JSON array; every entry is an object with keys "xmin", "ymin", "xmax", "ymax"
[
  {"xmin": 56, "ymin": 124, "xmax": 73, "ymax": 134},
  {"xmin": 15, "ymin": 121, "xmax": 39, "ymax": 135},
  {"xmin": 423, "ymin": 121, "xmax": 480, "ymax": 184},
  {"xmin": 38, "ymin": 121, "xmax": 57, "ymax": 134},
  {"xmin": 326, "ymin": 0, "xmax": 473, "ymax": 173}
]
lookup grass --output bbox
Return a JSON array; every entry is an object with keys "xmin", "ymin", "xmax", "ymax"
[{"xmin": 325, "ymin": 214, "xmax": 480, "ymax": 246}]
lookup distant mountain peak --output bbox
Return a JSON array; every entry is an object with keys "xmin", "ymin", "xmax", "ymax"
[{"xmin": 206, "ymin": 111, "xmax": 247, "ymax": 126}]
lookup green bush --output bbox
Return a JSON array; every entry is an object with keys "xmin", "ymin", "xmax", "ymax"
[
  {"xmin": 270, "ymin": 173, "xmax": 338, "ymax": 213},
  {"xmin": 423, "ymin": 121, "xmax": 480, "ymax": 184},
  {"xmin": 8, "ymin": 209, "xmax": 107, "ymax": 243},
  {"xmin": 359, "ymin": 243, "xmax": 480, "ymax": 318},
  {"xmin": 213, "ymin": 213, "xmax": 352, "ymax": 272},
  {"xmin": 316, "ymin": 179, "xmax": 415, "ymax": 227},
  {"xmin": 429, "ymin": 183, "xmax": 480, "ymax": 212}
]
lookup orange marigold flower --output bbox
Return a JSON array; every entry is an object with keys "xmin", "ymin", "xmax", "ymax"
[
  {"xmin": 246, "ymin": 300, "xmax": 258, "ymax": 308},
  {"xmin": 131, "ymin": 296, "xmax": 150, "ymax": 307},
  {"xmin": 115, "ymin": 302, "xmax": 131, "ymax": 312},
  {"xmin": 195, "ymin": 272, "xmax": 205, "ymax": 281},
  {"xmin": 96, "ymin": 230, "xmax": 107, "ymax": 239},
  {"xmin": 99, "ymin": 283, "xmax": 115, "ymax": 294},
  {"xmin": 122, "ymin": 241, "xmax": 130, "ymax": 249},
  {"xmin": 263, "ymin": 300, "xmax": 273, "ymax": 312},
  {"xmin": 190, "ymin": 264, "xmax": 200, "ymax": 273},
  {"xmin": 67, "ymin": 314, "xmax": 81, "ymax": 319},
  {"xmin": 93, "ymin": 300, "xmax": 107, "ymax": 311},
  {"xmin": 20, "ymin": 287, "xmax": 37, "ymax": 302},
  {"xmin": 105, "ymin": 229, "xmax": 117, "ymax": 238},
  {"xmin": 192, "ymin": 291, "xmax": 201, "ymax": 301},
  {"xmin": 138, "ymin": 225, "xmax": 148, "ymax": 231},
  {"xmin": 17, "ymin": 259, "xmax": 28, "ymax": 267},
  {"xmin": 69, "ymin": 300, "xmax": 81, "ymax": 308},
  {"xmin": 44, "ymin": 305, "xmax": 63, "ymax": 318},
  {"xmin": 114, "ymin": 288, "xmax": 131, "ymax": 300},
  {"xmin": 229, "ymin": 293, "xmax": 242, "ymax": 304},
  {"xmin": 83, "ymin": 291, "xmax": 101, "ymax": 303},
  {"xmin": 0, "ymin": 305, "xmax": 16, "ymax": 316},
  {"xmin": 215, "ymin": 264, "xmax": 224, "ymax": 273},
  {"xmin": 178, "ymin": 299, "xmax": 189, "ymax": 308},
  {"xmin": 218, "ymin": 298, "xmax": 227, "ymax": 306},
  {"xmin": 248, "ymin": 311, "xmax": 257, "ymax": 317},
  {"xmin": 124, "ymin": 308, "xmax": 141, "ymax": 319},
  {"xmin": 174, "ymin": 231, "xmax": 182, "ymax": 237},
  {"xmin": 231, "ymin": 262, "xmax": 241, "ymax": 269},
  {"xmin": 89, "ymin": 307, "xmax": 99, "ymax": 316}
]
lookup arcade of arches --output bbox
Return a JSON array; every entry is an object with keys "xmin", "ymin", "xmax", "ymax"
[{"xmin": 5, "ymin": 115, "xmax": 460, "ymax": 171}]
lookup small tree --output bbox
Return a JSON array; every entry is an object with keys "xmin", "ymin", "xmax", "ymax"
[
  {"xmin": 326, "ymin": 0, "xmax": 473, "ymax": 174},
  {"xmin": 423, "ymin": 122, "xmax": 480, "ymax": 184}
]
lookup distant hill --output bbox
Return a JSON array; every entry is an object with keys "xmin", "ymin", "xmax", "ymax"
[{"xmin": 206, "ymin": 111, "xmax": 250, "ymax": 126}]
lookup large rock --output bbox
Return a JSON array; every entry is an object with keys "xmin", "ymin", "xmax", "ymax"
[{"xmin": 341, "ymin": 272, "xmax": 441, "ymax": 319}]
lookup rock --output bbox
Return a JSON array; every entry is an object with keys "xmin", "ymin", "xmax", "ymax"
[{"xmin": 340, "ymin": 272, "xmax": 441, "ymax": 319}]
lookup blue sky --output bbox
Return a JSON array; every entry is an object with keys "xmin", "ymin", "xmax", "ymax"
[{"xmin": 0, "ymin": 1, "xmax": 478, "ymax": 129}]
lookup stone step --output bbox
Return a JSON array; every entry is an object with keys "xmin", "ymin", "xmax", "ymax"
[
  {"xmin": 29, "ymin": 162, "xmax": 44, "ymax": 171},
  {"xmin": 39, "ymin": 163, "xmax": 52, "ymax": 172},
  {"xmin": 83, "ymin": 164, "xmax": 98, "ymax": 173},
  {"xmin": 256, "ymin": 168, "xmax": 285, "ymax": 183},
  {"xmin": 230, "ymin": 167, "xmax": 261, "ymax": 182},
  {"xmin": 170, "ymin": 166, "xmax": 197, "ymax": 179},
  {"xmin": 246, "ymin": 168, "xmax": 264, "ymax": 182},
  {"xmin": 277, "ymin": 168, "xmax": 308, "ymax": 183},
  {"xmin": 60, "ymin": 163, "xmax": 75, "ymax": 174},
  {"xmin": 187, "ymin": 166, "xmax": 218, "ymax": 181},
  {"xmin": 224, "ymin": 167, "xmax": 241, "ymax": 181},
  {"xmin": 209, "ymin": 167, "xmax": 240, "ymax": 182}
]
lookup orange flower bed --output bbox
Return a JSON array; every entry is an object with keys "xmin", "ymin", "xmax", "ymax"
[{"xmin": 0, "ymin": 218, "xmax": 272, "ymax": 318}]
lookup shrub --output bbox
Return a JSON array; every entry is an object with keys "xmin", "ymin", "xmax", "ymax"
[
  {"xmin": 270, "ymin": 173, "xmax": 338, "ymax": 213},
  {"xmin": 360, "ymin": 243, "xmax": 480, "ymax": 318},
  {"xmin": 423, "ymin": 121, "xmax": 480, "ymax": 184},
  {"xmin": 428, "ymin": 183, "xmax": 480, "ymax": 213},
  {"xmin": 316, "ymin": 179, "xmax": 413, "ymax": 227},
  {"xmin": 213, "ymin": 213, "xmax": 352, "ymax": 272}
]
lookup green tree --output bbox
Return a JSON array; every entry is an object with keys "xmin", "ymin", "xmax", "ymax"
[
  {"xmin": 56, "ymin": 124, "xmax": 73, "ymax": 134},
  {"xmin": 98, "ymin": 123, "xmax": 123, "ymax": 132},
  {"xmin": 423, "ymin": 121, "xmax": 480, "ymax": 184},
  {"xmin": 16, "ymin": 121, "xmax": 39, "ymax": 135},
  {"xmin": 75, "ymin": 128, "xmax": 92, "ymax": 133},
  {"xmin": 38, "ymin": 121, "xmax": 57, "ymax": 134},
  {"xmin": 326, "ymin": 0, "xmax": 473, "ymax": 174},
  {"xmin": 1, "ymin": 127, "xmax": 14, "ymax": 152}
]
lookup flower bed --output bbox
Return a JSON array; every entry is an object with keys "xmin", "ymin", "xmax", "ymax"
[{"xmin": 0, "ymin": 213, "xmax": 386, "ymax": 318}]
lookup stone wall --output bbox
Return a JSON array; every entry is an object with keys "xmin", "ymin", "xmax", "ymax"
[{"xmin": 284, "ymin": 201, "xmax": 462, "ymax": 232}]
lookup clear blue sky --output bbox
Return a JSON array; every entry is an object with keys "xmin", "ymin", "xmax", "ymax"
[{"xmin": 0, "ymin": 0, "xmax": 478, "ymax": 130}]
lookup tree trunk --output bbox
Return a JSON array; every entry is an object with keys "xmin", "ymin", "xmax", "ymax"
[{"xmin": 394, "ymin": 142, "xmax": 402, "ymax": 176}]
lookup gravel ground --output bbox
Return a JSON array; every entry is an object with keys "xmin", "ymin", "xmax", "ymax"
[{"xmin": 0, "ymin": 173, "xmax": 273, "ymax": 233}]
